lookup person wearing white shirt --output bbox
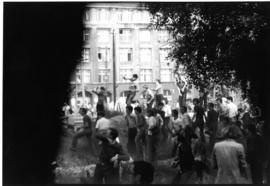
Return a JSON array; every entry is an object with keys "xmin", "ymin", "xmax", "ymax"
[
  {"xmin": 95, "ymin": 112, "xmax": 111, "ymax": 133},
  {"xmin": 226, "ymin": 96, "xmax": 238, "ymax": 122}
]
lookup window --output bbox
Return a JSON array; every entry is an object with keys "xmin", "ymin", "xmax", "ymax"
[
  {"xmin": 119, "ymin": 29, "xmax": 132, "ymax": 43},
  {"xmin": 139, "ymin": 30, "xmax": 151, "ymax": 42},
  {"xmin": 140, "ymin": 48, "xmax": 151, "ymax": 64},
  {"xmin": 140, "ymin": 69, "xmax": 152, "ymax": 82},
  {"xmin": 76, "ymin": 71, "xmax": 82, "ymax": 83},
  {"xmin": 133, "ymin": 10, "xmax": 142, "ymax": 22},
  {"xmin": 85, "ymin": 9, "xmax": 90, "ymax": 22},
  {"xmin": 83, "ymin": 70, "xmax": 91, "ymax": 83},
  {"xmin": 163, "ymin": 89, "xmax": 172, "ymax": 96},
  {"xmin": 98, "ymin": 70, "xmax": 110, "ymax": 83},
  {"xmin": 82, "ymin": 48, "xmax": 90, "ymax": 63},
  {"xmin": 118, "ymin": 11, "xmax": 123, "ymax": 22},
  {"xmin": 119, "ymin": 48, "xmax": 132, "ymax": 64},
  {"xmin": 159, "ymin": 30, "xmax": 169, "ymax": 42},
  {"xmin": 83, "ymin": 28, "xmax": 90, "ymax": 42},
  {"xmin": 97, "ymin": 48, "xmax": 110, "ymax": 63},
  {"xmin": 97, "ymin": 29, "xmax": 110, "ymax": 43},
  {"xmin": 96, "ymin": 9, "xmax": 101, "ymax": 21},
  {"xmin": 142, "ymin": 11, "xmax": 151, "ymax": 23},
  {"xmin": 160, "ymin": 69, "xmax": 172, "ymax": 82},
  {"xmin": 160, "ymin": 48, "xmax": 170, "ymax": 67},
  {"xmin": 120, "ymin": 69, "xmax": 133, "ymax": 82}
]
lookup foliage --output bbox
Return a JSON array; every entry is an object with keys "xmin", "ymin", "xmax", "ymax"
[{"xmin": 147, "ymin": 2, "xmax": 270, "ymax": 98}]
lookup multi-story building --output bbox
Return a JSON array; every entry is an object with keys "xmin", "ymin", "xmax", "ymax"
[{"xmin": 70, "ymin": 2, "xmax": 198, "ymax": 108}]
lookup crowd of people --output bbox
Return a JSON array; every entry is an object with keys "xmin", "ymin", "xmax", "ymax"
[{"xmin": 61, "ymin": 75, "xmax": 267, "ymax": 184}]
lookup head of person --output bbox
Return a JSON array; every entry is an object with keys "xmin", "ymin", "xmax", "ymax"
[
  {"xmin": 130, "ymin": 161, "xmax": 154, "ymax": 184},
  {"xmin": 79, "ymin": 107, "xmax": 87, "ymax": 116},
  {"xmin": 146, "ymin": 109, "xmax": 155, "ymax": 117},
  {"xmin": 223, "ymin": 125, "xmax": 238, "ymax": 140},
  {"xmin": 107, "ymin": 127, "xmax": 118, "ymax": 142},
  {"xmin": 155, "ymin": 79, "xmax": 161, "ymax": 85},
  {"xmin": 100, "ymin": 86, "xmax": 105, "ymax": 92},
  {"xmin": 208, "ymin": 102, "xmax": 215, "ymax": 110},
  {"xmin": 97, "ymin": 111, "xmax": 105, "ymax": 119},
  {"xmin": 134, "ymin": 106, "xmax": 142, "ymax": 115},
  {"xmin": 126, "ymin": 105, "xmax": 133, "ymax": 115},
  {"xmin": 216, "ymin": 98, "xmax": 222, "ymax": 105},
  {"xmin": 193, "ymin": 98, "xmax": 200, "ymax": 106},
  {"xmin": 227, "ymin": 96, "xmax": 233, "ymax": 103},
  {"xmin": 132, "ymin": 74, "xmax": 138, "ymax": 79},
  {"xmin": 172, "ymin": 109, "xmax": 178, "ymax": 118},
  {"xmin": 180, "ymin": 106, "xmax": 187, "ymax": 114}
]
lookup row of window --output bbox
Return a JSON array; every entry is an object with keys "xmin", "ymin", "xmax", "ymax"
[
  {"xmin": 74, "ymin": 69, "xmax": 173, "ymax": 84},
  {"xmin": 84, "ymin": 8, "xmax": 151, "ymax": 23},
  {"xmin": 83, "ymin": 28, "xmax": 169, "ymax": 43},
  {"xmin": 82, "ymin": 48, "xmax": 171, "ymax": 65}
]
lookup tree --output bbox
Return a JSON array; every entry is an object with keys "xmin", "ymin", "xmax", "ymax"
[{"xmin": 147, "ymin": 2, "xmax": 270, "ymax": 108}]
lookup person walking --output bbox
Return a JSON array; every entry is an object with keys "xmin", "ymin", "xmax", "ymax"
[
  {"xmin": 125, "ymin": 105, "xmax": 137, "ymax": 156},
  {"xmin": 134, "ymin": 106, "xmax": 147, "ymax": 160},
  {"xmin": 93, "ymin": 128, "xmax": 130, "ymax": 184},
  {"xmin": 146, "ymin": 109, "xmax": 160, "ymax": 167},
  {"xmin": 246, "ymin": 124, "xmax": 265, "ymax": 184},
  {"xmin": 70, "ymin": 108, "xmax": 92, "ymax": 151},
  {"xmin": 212, "ymin": 125, "xmax": 249, "ymax": 184},
  {"xmin": 206, "ymin": 103, "xmax": 219, "ymax": 150},
  {"xmin": 192, "ymin": 98, "xmax": 206, "ymax": 138}
]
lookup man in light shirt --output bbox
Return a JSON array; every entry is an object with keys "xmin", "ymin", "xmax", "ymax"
[
  {"xmin": 95, "ymin": 111, "xmax": 111, "ymax": 133},
  {"xmin": 226, "ymin": 96, "xmax": 238, "ymax": 122}
]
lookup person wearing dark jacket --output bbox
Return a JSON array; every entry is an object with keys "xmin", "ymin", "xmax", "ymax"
[
  {"xmin": 134, "ymin": 106, "xmax": 147, "ymax": 160},
  {"xmin": 93, "ymin": 128, "xmax": 129, "ymax": 184},
  {"xmin": 206, "ymin": 103, "xmax": 219, "ymax": 150},
  {"xmin": 171, "ymin": 134, "xmax": 195, "ymax": 184},
  {"xmin": 246, "ymin": 124, "xmax": 265, "ymax": 184}
]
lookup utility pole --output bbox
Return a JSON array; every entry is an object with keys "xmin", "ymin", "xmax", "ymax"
[{"xmin": 112, "ymin": 28, "xmax": 116, "ymax": 106}]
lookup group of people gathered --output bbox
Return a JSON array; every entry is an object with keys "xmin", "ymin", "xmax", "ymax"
[{"xmin": 62, "ymin": 74, "xmax": 267, "ymax": 184}]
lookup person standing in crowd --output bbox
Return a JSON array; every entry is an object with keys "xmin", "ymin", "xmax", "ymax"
[
  {"xmin": 176, "ymin": 75, "xmax": 188, "ymax": 107},
  {"xmin": 134, "ymin": 106, "xmax": 147, "ymax": 160},
  {"xmin": 180, "ymin": 105, "xmax": 192, "ymax": 129},
  {"xmin": 146, "ymin": 109, "xmax": 160, "ymax": 166},
  {"xmin": 169, "ymin": 109, "xmax": 183, "ymax": 157},
  {"xmin": 153, "ymin": 79, "xmax": 163, "ymax": 107},
  {"xmin": 171, "ymin": 134, "xmax": 195, "ymax": 184},
  {"xmin": 95, "ymin": 111, "xmax": 111, "ymax": 134},
  {"xmin": 212, "ymin": 125, "xmax": 248, "ymax": 184},
  {"xmin": 70, "ymin": 108, "xmax": 92, "ymax": 151},
  {"xmin": 162, "ymin": 99, "xmax": 171, "ymax": 141},
  {"xmin": 125, "ymin": 105, "xmax": 137, "ymax": 155},
  {"xmin": 143, "ymin": 85, "xmax": 155, "ymax": 109},
  {"xmin": 226, "ymin": 96, "xmax": 238, "ymax": 122},
  {"xmin": 193, "ymin": 127, "xmax": 209, "ymax": 184},
  {"xmin": 92, "ymin": 86, "xmax": 108, "ymax": 113},
  {"xmin": 216, "ymin": 98, "xmax": 229, "ymax": 120},
  {"xmin": 123, "ymin": 74, "xmax": 139, "ymax": 106},
  {"xmin": 192, "ymin": 98, "xmax": 206, "ymax": 137},
  {"xmin": 93, "ymin": 128, "xmax": 130, "ymax": 184},
  {"xmin": 206, "ymin": 103, "xmax": 219, "ymax": 150},
  {"xmin": 246, "ymin": 124, "xmax": 265, "ymax": 184}
]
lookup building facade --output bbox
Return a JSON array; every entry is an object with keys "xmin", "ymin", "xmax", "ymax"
[{"xmin": 70, "ymin": 2, "xmax": 198, "ymax": 108}]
